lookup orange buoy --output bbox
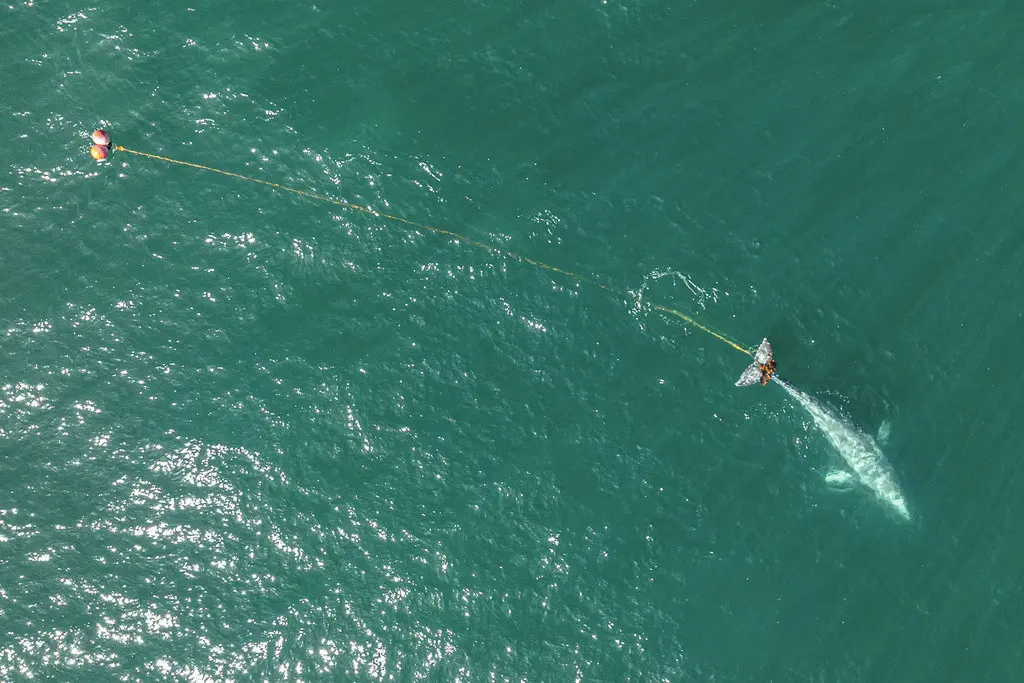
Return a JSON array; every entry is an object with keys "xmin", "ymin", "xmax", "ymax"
[
  {"xmin": 90, "ymin": 144, "xmax": 109, "ymax": 160},
  {"xmin": 92, "ymin": 129, "xmax": 111, "ymax": 146}
]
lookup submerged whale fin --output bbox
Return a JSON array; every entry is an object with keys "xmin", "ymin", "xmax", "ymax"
[
  {"xmin": 825, "ymin": 470, "xmax": 856, "ymax": 488},
  {"xmin": 876, "ymin": 420, "xmax": 891, "ymax": 446}
]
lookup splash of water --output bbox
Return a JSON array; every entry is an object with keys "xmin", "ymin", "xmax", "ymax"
[
  {"xmin": 628, "ymin": 269, "xmax": 721, "ymax": 319},
  {"xmin": 774, "ymin": 377, "xmax": 910, "ymax": 520}
]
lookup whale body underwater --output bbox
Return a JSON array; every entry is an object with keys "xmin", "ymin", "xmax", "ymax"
[
  {"xmin": 775, "ymin": 376, "xmax": 910, "ymax": 519},
  {"xmin": 735, "ymin": 339, "xmax": 910, "ymax": 519}
]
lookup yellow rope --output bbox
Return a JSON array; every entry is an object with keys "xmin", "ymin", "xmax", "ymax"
[{"xmin": 114, "ymin": 144, "xmax": 753, "ymax": 357}]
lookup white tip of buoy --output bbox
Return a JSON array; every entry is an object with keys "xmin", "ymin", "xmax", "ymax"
[{"xmin": 92, "ymin": 129, "xmax": 111, "ymax": 146}]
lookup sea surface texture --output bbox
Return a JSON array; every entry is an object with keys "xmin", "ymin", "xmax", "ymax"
[{"xmin": 2, "ymin": 1, "xmax": 1023, "ymax": 681}]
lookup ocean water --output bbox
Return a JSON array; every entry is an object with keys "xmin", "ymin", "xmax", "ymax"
[{"xmin": 3, "ymin": 0, "xmax": 1024, "ymax": 680}]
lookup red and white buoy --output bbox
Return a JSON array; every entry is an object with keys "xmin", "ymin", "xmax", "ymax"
[{"xmin": 89, "ymin": 128, "xmax": 111, "ymax": 160}]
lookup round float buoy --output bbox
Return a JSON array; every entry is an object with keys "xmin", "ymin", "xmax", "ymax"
[
  {"xmin": 92, "ymin": 129, "xmax": 111, "ymax": 146},
  {"xmin": 90, "ymin": 144, "xmax": 109, "ymax": 160}
]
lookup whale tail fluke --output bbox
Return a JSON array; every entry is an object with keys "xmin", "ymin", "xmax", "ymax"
[{"xmin": 735, "ymin": 338, "xmax": 776, "ymax": 387}]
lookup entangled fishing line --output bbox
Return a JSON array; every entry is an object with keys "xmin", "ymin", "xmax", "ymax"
[{"xmin": 111, "ymin": 142, "xmax": 753, "ymax": 359}]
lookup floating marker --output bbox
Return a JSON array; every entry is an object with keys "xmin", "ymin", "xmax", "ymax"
[{"xmin": 89, "ymin": 128, "xmax": 111, "ymax": 160}]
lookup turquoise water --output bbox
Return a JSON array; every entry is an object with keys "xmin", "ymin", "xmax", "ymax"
[{"xmin": 3, "ymin": 0, "xmax": 1024, "ymax": 680}]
